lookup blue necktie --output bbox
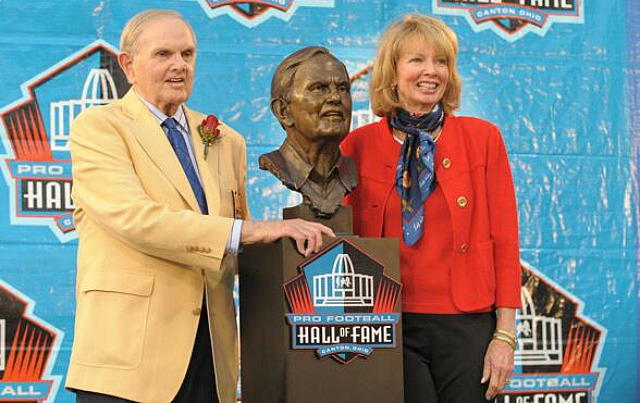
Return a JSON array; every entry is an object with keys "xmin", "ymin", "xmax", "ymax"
[{"xmin": 162, "ymin": 118, "xmax": 209, "ymax": 215}]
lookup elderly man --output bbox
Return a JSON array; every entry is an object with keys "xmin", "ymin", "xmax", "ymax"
[
  {"xmin": 65, "ymin": 9, "xmax": 332, "ymax": 403},
  {"xmin": 259, "ymin": 46, "xmax": 358, "ymax": 218}
]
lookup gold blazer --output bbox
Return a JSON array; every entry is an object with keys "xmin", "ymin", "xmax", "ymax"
[{"xmin": 66, "ymin": 89, "xmax": 249, "ymax": 403}]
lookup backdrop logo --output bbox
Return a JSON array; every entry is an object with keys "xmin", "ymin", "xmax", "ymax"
[
  {"xmin": 0, "ymin": 280, "xmax": 63, "ymax": 402},
  {"xmin": 193, "ymin": 0, "xmax": 335, "ymax": 27},
  {"xmin": 433, "ymin": 0, "xmax": 584, "ymax": 42},
  {"xmin": 497, "ymin": 262, "xmax": 606, "ymax": 402},
  {"xmin": 284, "ymin": 239, "xmax": 401, "ymax": 364},
  {"xmin": 0, "ymin": 40, "xmax": 129, "ymax": 242}
]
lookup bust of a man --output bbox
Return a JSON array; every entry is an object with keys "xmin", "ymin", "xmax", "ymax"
[{"xmin": 259, "ymin": 46, "xmax": 358, "ymax": 218}]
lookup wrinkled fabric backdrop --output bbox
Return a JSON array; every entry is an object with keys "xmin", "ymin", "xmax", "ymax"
[{"xmin": 0, "ymin": 1, "xmax": 637, "ymax": 402}]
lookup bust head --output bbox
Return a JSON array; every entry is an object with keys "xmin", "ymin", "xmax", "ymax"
[
  {"xmin": 270, "ymin": 46, "xmax": 352, "ymax": 154},
  {"xmin": 260, "ymin": 47, "xmax": 357, "ymax": 219}
]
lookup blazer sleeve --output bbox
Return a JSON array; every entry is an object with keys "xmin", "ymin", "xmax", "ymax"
[
  {"xmin": 486, "ymin": 126, "xmax": 522, "ymax": 308},
  {"xmin": 70, "ymin": 107, "xmax": 234, "ymax": 273},
  {"xmin": 235, "ymin": 127, "xmax": 251, "ymax": 221}
]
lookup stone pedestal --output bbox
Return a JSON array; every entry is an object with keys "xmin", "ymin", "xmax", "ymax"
[{"xmin": 239, "ymin": 205, "xmax": 403, "ymax": 403}]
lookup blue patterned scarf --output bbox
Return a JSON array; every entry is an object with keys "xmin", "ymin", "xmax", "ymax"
[{"xmin": 389, "ymin": 103, "xmax": 445, "ymax": 246}]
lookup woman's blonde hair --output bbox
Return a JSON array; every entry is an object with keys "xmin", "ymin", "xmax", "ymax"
[{"xmin": 370, "ymin": 14, "xmax": 461, "ymax": 117}]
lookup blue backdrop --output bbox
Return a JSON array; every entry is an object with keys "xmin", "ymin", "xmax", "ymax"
[{"xmin": 0, "ymin": 1, "xmax": 636, "ymax": 402}]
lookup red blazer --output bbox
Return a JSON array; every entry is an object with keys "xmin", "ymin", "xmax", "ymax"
[{"xmin": 343, "ymin": 116, "xmax": 521, "ymax": 311}]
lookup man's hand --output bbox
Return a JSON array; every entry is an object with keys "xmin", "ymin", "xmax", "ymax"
[{"xmin": 241, "ymin": 219, "xmax": 335, "ymax": 257}]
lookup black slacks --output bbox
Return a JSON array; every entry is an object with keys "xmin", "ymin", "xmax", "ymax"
[
  {"xmin": 402, "ymin": 312, "xmax": 496, "ymax": 403},
  {"xmin": 75, "ymin": 298, "xmax": 219, "ymax": 403}
]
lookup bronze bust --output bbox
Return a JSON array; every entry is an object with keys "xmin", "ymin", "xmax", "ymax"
[{"xmin": 259, "ymin": 46, "xmax": 358, "ymax": 218}]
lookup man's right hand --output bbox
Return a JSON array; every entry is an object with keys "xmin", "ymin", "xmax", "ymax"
[{"xmin": 241, "ymin": 219, "xmax": 335, "ymax": 257}]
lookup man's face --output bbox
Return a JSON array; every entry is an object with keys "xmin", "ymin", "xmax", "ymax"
[
  {"xmin": 119, "ymin": 16, "xmax": 196, "ymax": 116},
  {"xmin": 284, "ymin": 54, "xmax": 352, "ymax": 147}
]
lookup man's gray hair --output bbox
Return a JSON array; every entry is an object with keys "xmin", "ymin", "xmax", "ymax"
[{"xmin": 120, "ymin": 9, "xmax": 196, "ymax": 54}]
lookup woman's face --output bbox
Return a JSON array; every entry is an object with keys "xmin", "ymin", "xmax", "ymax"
[{"xmin": 395, "ymin": 36, "xmax": 449, "ymax": 115}]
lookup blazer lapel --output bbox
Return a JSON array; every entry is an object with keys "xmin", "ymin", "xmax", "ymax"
[
  {"xmin": 121, "ymin": 90, "xmax": 200, "ymax": 212},
  {"xmin": 184, "ymin": 107, "xmax": 221, "ymax": 216}
]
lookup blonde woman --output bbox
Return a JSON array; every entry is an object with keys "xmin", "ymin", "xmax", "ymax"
[{"xmin": 343, "ymin": 14, "xmax": 521, "ymax": 402}]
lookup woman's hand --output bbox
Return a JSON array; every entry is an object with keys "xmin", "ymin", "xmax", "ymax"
[
  {"xmin": 482, "ymin": 307, "xmax": 517, "ymax": 400},
  {"xmin": 481, "ymin": 337, "xmax": 515, "ymax": 400}
]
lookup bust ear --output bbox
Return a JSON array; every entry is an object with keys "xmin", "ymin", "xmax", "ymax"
[{"xmin": 271, "ymin": 98, "xmax": 294, "ymax": 128}]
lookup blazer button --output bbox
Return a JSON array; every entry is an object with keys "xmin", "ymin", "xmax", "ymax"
[
  {"xmin": 442, "ymin": 158, "xmax": 452, "ymax": 169},
  {"xmin": 459, "ymin": 243, "xmax": 469, "ymax": 253},
  {"xmin": 456, "ymin": 196, "xmax": 468, "ymax": 208},
  {"xmin": 193, "ymin": 307, "xmax": 202, "ymax": 316}
]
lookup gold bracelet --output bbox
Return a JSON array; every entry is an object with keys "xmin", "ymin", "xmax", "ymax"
[
  {"xmin": 494, "ymin": 329, "xmax": 518, "ymax": 345},
  {"xmin": 492, "ymin": 334, "xmax": 517, "ymax": 350},
  {"xmin": 494, "ymin": 329, "xmax": 516, "ymax": 339}
]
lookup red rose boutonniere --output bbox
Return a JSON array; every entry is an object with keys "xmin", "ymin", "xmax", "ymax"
[{"xmin": 197, "ymin": 115, "xmax": 221, "ymax": 160}]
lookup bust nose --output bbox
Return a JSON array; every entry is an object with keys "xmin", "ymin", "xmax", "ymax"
[{"xmin": 327, "ymin": 86, "xmax": 342, "ymax": 103}]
